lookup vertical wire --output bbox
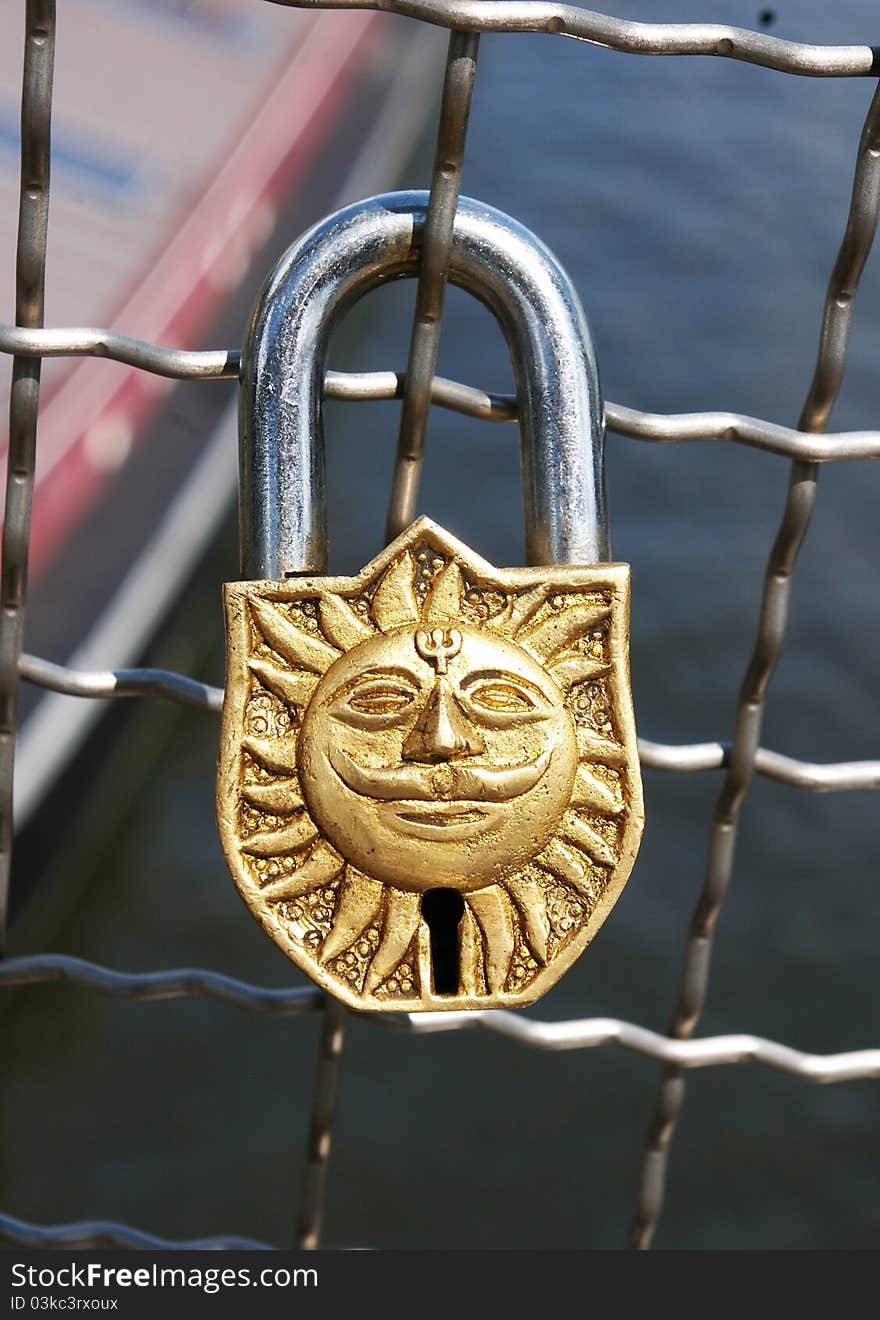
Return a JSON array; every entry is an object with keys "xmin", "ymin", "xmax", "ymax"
[
  {"xmin": 0, "ymin": 0, "xmax": 56, "ymax": 951},
  {"xmin": 295, "ymin": 998, "xmax": 348, "ymax": 1249},
  {"xmin": 626, "ymin": 79, "xmax": 880, "ymax": 1249},
  {"xmin": 384, "ymin": 29, "xmax": 480, "ymax": 541}
]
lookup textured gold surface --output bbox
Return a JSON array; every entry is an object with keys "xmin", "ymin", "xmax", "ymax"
[{"xmin": 218, "ymin": 519, "xmax": 643, "ymax": 1011}]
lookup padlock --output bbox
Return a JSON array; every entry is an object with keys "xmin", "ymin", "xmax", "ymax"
[{"xmin": 217, "ymin": 192, "xmax": 644, "ymax": 1011}]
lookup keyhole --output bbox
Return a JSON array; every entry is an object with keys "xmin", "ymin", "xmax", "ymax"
[{"xmin": 421, "ymin": 889, "xmax": 465, "ymax": 996}]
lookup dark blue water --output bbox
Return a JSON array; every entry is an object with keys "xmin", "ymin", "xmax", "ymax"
[{"xmin": 4, "ymin": 1, "xmax": 879, "ymax": 1248}]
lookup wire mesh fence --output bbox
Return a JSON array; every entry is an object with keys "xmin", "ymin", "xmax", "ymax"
[{"xmin": 1, "ymin": 0, "xmax": 879, "ymax": 1250}]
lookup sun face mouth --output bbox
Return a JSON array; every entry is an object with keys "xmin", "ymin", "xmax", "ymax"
[
  {"xmin": 386, "ymin": 801, "xmax": 495, "ymax": 839},
  {"xmin": 395, "ymin": 805, "xmax": 486, "ymax": 825}
]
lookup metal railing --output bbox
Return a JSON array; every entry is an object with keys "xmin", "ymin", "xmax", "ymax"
[{"xmin": 1, "ymin": 0, "xmax": 878, "ymax": 1251}]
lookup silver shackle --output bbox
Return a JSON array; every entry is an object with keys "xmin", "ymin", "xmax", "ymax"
[{"xmin": 240, "ymin": 190, "xmax": 607, "ymax": 579}]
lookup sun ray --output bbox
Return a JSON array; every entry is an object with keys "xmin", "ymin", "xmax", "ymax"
[
  {"xmin": 242, "ymin": 810, "xmax": 319, "ymax": 857},
  {"xmin": 547, "ymin": 655, "xmax": 609, "ymax": 688},
  {"xmin": 363, "ymin": 889, "xmax": 421, "ymax": 994},
  {"xmin": 494, "ymin": 584, "xmax": 549, "ymax": 638},
  {"xmin": 457, "ymin": 906, "xmax": 479, "ymax": 995},
  {"xmin": 249, "ymin": 659, "xmax": 318, "ymax": 709},
  {"xmin": 505, "ymin": 874, "xmax": 550, "ymax": 964},
  {"xmin": 468, "ymin": 885, "xmax": 516, "ymax": 994},
  {"xmin": 319, "ymin": 594, "xmax": 374, "ymax": 651},
  {"xmin": 538, "ymin": 838, "xmax": 590, "ymax": 889},
  {"xmin": 370, "ymin": 551, "xmax": 419, "ymax": 630},
  {"xmin": 244, "ymin": 734, "xmax": 299, "ymax": 775},
  {"xmin": 242, "ymin": 779, "xmax": 303, "ymax": 815},
  {"xmin": 561, "ymin": 812, "xmax": 618, "ymax": 868},
  {"xmin": 422, "ymin": 561, "xmax": 463, "ymax": 621},
  {"xmin": 321, "ymin": 869, "xmax": 384, "ymax": 962},
  {"xmin": 250, "ymin": 598, "xmax": 340, "ymax": 673},
  {"xmin": 570, "ymin": 764, "xmax": 623, "ymax": 816},
  {"xmin": 519, "ymin": 603, "xmax": 610, "ymax": 663},
  {"xmin": 416, "ymin": 922, "xmax": 432, "ymax": 997},
  {"xmin": 260, "ymin": 841, "xmax": 344, "ymax": 900},
  {"xmin": 577, "ymin": 725, "xmax": 626, "ymax": 767}
]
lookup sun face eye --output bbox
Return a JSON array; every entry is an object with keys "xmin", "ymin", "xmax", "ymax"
[
  {"xmin": 329, "ymin": 671, "xmax": 422, "ymax": 728},
  {"xmin": 468, "ymin": 681, "xmax": 536, "ymax": 714},
  {"xmin": 348, "ymin": 681, "xmax": 417, "ymax": 716},
  {"xmin": 460, "ymin": 670, "xmax": 551, "ymax": 726}
]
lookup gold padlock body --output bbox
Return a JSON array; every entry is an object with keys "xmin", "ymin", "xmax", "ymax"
[{"xmin": 217, "ymin": 518, "xmax": 644, "ymax": 1011}]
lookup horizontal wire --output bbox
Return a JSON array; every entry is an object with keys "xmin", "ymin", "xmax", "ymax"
[
  {"xmin": 18, "ymin": 655, "xmax": 879, "ymax": 790},
  {"xmin": 1, "ymin": 954, "xmax": 877, "ymax": 1082},
  {"xmin": 639, "ymin": 738, "xmax": 880, "ymax": 791},
  {"xmin": 328, "ymin": 368, "xmax": 516, "ymax": 419},
  {"xmin": 397, "ymin": 1011, "xmax": 880, "ymax": 1082},
  {"xmin": 0, "ymin": 1211, "xmax": 271, "ymax": 1250},
  {"xmin": 604, "ymin": 402, "xmax": 880, "ymax": 462},
  {"xmin": 332, "ymin": 375, "xmax": 880, "ymax": 460},
  {"xmin": 3, "ymin": 326, "xmax": 879, "ymax": 460},
  {"xmin": 19, "ymin": 652, "xmax": 224, "ymax": 711},
  {"xmin": 0, "ymin": 323, "xmax": 239, "ymax": 379},
  {"xmin": 266, "ymin": 2, "xmax": 876, "ymax": 77},
  {"xmin": 0, "ymin": 953, "xmax": 323, "ymax": 1015}
]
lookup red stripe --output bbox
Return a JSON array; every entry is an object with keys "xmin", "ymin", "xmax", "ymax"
[{"xmin": 14, "ymin": 11, "xmax": 383, "ymax": 579}]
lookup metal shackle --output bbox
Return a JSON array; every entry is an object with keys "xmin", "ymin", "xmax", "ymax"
[{"xmin": 239, "ymin": 190, "xmax": 607, "ymax": 579}]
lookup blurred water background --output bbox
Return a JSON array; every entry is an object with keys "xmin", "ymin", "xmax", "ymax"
[{"xmin": 3, "ymin": 0, "xmax": 879, "ymax": 1248}]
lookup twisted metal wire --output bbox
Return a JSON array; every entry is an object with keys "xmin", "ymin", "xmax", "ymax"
[
  {"xmin": 0, "ymin": 1211, "xmax": 271, "ymax": 1250},
  {"xmin": 19, "ymin": 652, "xmax": 225, "ymax": 711},
  {"xmin": 627, "ymin": 78, "xmax": 880, "ymax": 1251},
  {"xmin": 0, "ymin": 954, "xmax": 877, "ymax": 1082},
  {"xmin": 0, "ymin": 324, "xmax": 240, "ymax": 379},
  {"xmin": 297, "ymin": 1000, "xmax": 348, "ymax": 1249},
  {"xmin": 268, "ymin": 3, "xmax": 878, "ymax": 77},
  {"xmin": 6, "ymin": 327, "xmax": 880, "ymax": 460},
  {"xmin": 0, "ymin": 0, "xmax": 54, "ymax": 951},
  {"xmin": 638, "ymin": 739, "xmax": 880, "ymax": 792},
  {"xmin": 387, "ymin": 29, "xmax": 480, "ymax": 538},
  {"xmin": 0, "ymin": 951, "xmax": 322, "ymax": 1014}
]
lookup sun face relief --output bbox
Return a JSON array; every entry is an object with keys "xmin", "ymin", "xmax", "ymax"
[
  {"xmin": 298, "ymin": 623, "xmax": 578, "ymax": 892},
  {"xmin": 218, "ymin": 519, "xmax": 644, "ymax": 1011}
]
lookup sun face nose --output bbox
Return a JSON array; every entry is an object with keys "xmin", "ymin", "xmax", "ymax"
[{"xmin": 402, "ymin": 679, "xmax": 486, "ymax": 764}]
